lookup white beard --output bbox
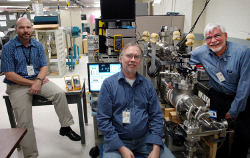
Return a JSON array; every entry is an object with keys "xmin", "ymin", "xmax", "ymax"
[
  {"xmin": 210, "ymin": 45, "xmax": 224, "ymax": 53},
  {"xmin": 209, "ymin": 41, "xmax": 225, "ymax": 53}
]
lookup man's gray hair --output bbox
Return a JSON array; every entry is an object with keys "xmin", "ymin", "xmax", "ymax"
[
  {"xmin": 204, "ymin": 23, "xmax": 226, "ymax": 37},
  {"xmin": 120, "ymin": 42, "xmax": 142, "ymax": 57}
]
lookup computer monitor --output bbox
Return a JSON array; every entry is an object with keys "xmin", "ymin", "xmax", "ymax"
[
  {"xmin": 87, "ymin": 62, "xmax": 121, "ymax": 92},
  {"xmin": 100, "ymin": 0, "xmax": 135, "ymax": 22}
]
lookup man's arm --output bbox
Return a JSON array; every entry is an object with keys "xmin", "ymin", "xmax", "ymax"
[
  {"xmin": 188, "ymin": 48, "xmax": 202, "ymax": 65},
  {"xmin": 5, "ymin": 66, "xmax": 48, "ymax": 94},
  {"xmin": 145, "ymin": 82, "xmax": 164, "ymax": 147},
  {"xmin": 97, "ymin": 80, "xmax": 124, "ymax": 152},
  {"xmin": 5, "ymin": 72, "xmax": 35, "ymax": 86},
  {"xmin": 148, "ymin": 144, "xmax": 161, "ymax": 158},
  {"xmin": 227, "ymin": 48, "xmax": 250, "ymax": 118},
  {"xmin": 5, "ymin": 66, "xmax": 48, "ymax": 85},
  {"xmin": 29, "ymin": 66, "xmax": 48, "ymax": 94},
  {"xmin": 36, "ymin": 66, "xmax": 48, "ymax": 80},
  {"xmin": 119, "ymin": 146, "xmax": 135, "ymax": 158}
]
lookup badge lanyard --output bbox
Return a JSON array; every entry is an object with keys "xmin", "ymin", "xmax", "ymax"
[
  {"xmin": 22, "ymin": 46, "xmax": 31, "ymax": 65},
  {"xmin": 22, "ymin": 46, "xmax": 34, "ymax": 76},
  {"xmin": 216, "ymin": 59, "xmax": 225, "ymax": 82},
  {"xmin": 122, "ymin": 86, "xmax": 131, "ymax": 124}
]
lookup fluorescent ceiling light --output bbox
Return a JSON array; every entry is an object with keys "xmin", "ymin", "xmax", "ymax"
[
  {"xmin": 0, "ymin": 6, "xmax": 27, "ymax": 8},
  {"xmin": 7, "ymin": 0, "xmax": 31, "ymax": 1},
  {"xmin": 154, "ymin": 0, "xmax": 161, "ymax": 4},
  {"xmin": 46, "ymin": 0, "xmax": 67, "ymax": 1}
]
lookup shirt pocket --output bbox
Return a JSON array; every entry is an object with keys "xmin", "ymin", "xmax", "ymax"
[
  {"xmin": 226, "ymin": 69, "xmax": 238, "ymax": 83},
  {"xmin": 203, "ymin": 63, "xmax": 218, "ymax": 76}
]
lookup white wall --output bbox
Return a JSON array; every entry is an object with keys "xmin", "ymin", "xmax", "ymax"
[
  {"xmin": 153, "ymin": 0, "xmax": 250, "ymax": 40},
  {"xmin": 81, "ymin": 8, "xmax": 101, "ymax": 33},
  {"xmin": 153, "ymin": 0, "xmax": 173, "ymax": 15},
  {"xmin": 174, "ymin": 0, "xmax": 193, "ymax": 33},
  {"xmin": 191, "ymin": 0, "xmax": 206, "ymax": 34},
  {"xmin": 153, "ymin": 0, "xmax": 193, "ymax": 33},
  {"xmin": 204, "ymin": 0, "xmax": 250, "ymax": 39}
]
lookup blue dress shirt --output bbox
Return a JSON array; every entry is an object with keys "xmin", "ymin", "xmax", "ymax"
[
  {"xmin": 189, "ymin": 41, "xmax": 250, "ymax": 118},
  {"xmin": 97, "ymin": 71, "xmax": 164, "ymax": 152},
  {"xmin": 1, "ymin": 37, "xmax": 47, "ymax": 84}
]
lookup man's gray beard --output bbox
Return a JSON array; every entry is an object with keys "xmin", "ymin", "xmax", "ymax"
[
  {"xmin": 210, "ymin": 45, "xmax": 223, "ymax": 53},
  {"xmin": 209, "ymin": 41, "xmax": 226, "ymax": 53}
]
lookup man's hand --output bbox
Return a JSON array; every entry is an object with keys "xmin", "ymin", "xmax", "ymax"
[
  {"xmin": 29, "ymin": 80, "xmax": 42, "ymax": 94},
  {"xmin": 225, "ymin": 112, "xmax": 233, "ymax": 119},
  {"xmin": 168, "ymin": 82, "xmax": 174, "ymax": 89},
  {"xmin": 43, "ymin": 78, "xmax": 49, "ymax": 84},
  {"xmin": 119, "ymin": 146, "xmax": 135, "ymax": 158},
  {"xmin": 148, "ymin": 144, "xmax": 160, "ymax": 158}
]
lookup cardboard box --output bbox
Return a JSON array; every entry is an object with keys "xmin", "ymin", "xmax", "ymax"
[
  {"xmin": 83, "ymin": 38, "xmax": 88, "ymax": 54},
  {"xmin": 164, "ymin": 108, "xmax": 175, "ymax": 117},
  {"xmin": 169, "ymin": 111, "xmax": 181, "ymax": 123}
]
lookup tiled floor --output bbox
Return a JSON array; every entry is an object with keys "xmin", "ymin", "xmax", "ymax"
[{"xmin": 0, "ymin": 55, "xmax": 101, "ymax": 158}]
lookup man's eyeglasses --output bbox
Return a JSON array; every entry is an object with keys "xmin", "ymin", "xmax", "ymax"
[
  {"xmin": 124, "ymin": 54, "xmax": 141, "ymax": 60},
  {"xmin": 205, "ymin": 33, "xmax": 222, "ymax": 41}
]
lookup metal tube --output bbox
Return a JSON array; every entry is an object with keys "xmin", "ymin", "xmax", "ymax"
[{"xmin": 151, "ymin": 43, "xmax": 156, "ymax": 72}]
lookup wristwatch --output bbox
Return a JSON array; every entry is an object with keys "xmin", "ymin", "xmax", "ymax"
[{"xmin": 36, "ymin": 77, "xmax": 44, "ymax": 84}]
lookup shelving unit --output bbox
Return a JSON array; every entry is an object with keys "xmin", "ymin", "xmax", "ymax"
[{"xmin": 35, "ymin": 29, "xmax": 67, "ymax": 77}]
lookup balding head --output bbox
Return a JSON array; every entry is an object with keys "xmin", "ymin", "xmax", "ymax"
[
  {"xmin": 16, "ymin": 17, "xmax": 32, "ymax": 28},
  {"xmin": 15, "ymin": 17, "xmax": 33, "ymax": 44}
]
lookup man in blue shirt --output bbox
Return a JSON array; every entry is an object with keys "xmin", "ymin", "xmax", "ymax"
[
  {"xmin": 189, "ymin": 23, "xmax": 250, "ymax": 158},
  {"xmin": 1, "ymin": 17, "xmax": 81, "ymax": 158},
  {"xmin": 97, "ymin": 43, "xmax": 175, "ymax": 158}
]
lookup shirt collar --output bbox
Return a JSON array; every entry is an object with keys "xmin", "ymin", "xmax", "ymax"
[
  {"xmin": 14, "ymin": 36, "xmax": 35, "ymax": 47},
  {"xmin": 118, "ymin": 71, "xmax": 143, "ymax": 84}
]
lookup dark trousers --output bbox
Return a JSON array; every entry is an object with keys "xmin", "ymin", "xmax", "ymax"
[{"xmin": 208, "ymin": 88, "xmax": 250, "ymax": 158}]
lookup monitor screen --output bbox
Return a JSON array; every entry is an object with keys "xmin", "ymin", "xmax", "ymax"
[
  {"xmin": 87, "ymin": 63, "xmax": 121, "ymax": 92},
  {"xmin": 100, "ymin": 0, "xmax": 135, "ymax": 22},
  {"xmin": 81, "ymin": 14, "xmax": 87, "ymax": 20}
]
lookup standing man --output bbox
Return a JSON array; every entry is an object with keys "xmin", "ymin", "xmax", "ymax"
[
  {"xmin": 97, "ymin": 43, "xmax": 175, "ymax": 158},
  {"xmin": 189, "ymin": 23, "xmax": 250, "ymax": 158},
  {"xmin": 1, "ymin": 17, "xmax": 81, "ymax": 158}
]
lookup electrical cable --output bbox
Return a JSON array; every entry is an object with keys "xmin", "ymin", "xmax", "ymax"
[
  {"xmin": 177, "ymin": 0, "xmax": 211, "ymax": 47},
  {"xmin": 21, "ymin": 4, "xmax": 32, "ymax": 17},
  {"xmin": 134, "ymin": 21, "xmax": 142, "ymax": 44},
  {"xmin": 189, "ymin": 0, "xmax": 211, "ymax": 34},
  {"xmin": 147, "ymin": 59, "xmax": 161, "ymax": 78}
]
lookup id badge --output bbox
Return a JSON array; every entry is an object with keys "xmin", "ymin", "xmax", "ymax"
[
  {"xmin": 209, "ymin": 110, "xmax": 217, "ymax": 119},
  {"xmin": 27, "ymin": 65, "xmax": 35, "ymax": 76},
  {"xmin": 122, "ymin": 109, "xmax": 131, "ymax": 124},
  {"xmin": 216, "ymin": 72, "xmax": 225, "ymax": 82}
]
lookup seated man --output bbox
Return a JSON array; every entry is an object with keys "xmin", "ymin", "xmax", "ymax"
[
  {"xmin": 97, "ymin": 43, "xmax": 175, "ymax": 158},
  {"xmin": 1, "ymin": 17, "xmax": 81, "ymax": 158}
]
